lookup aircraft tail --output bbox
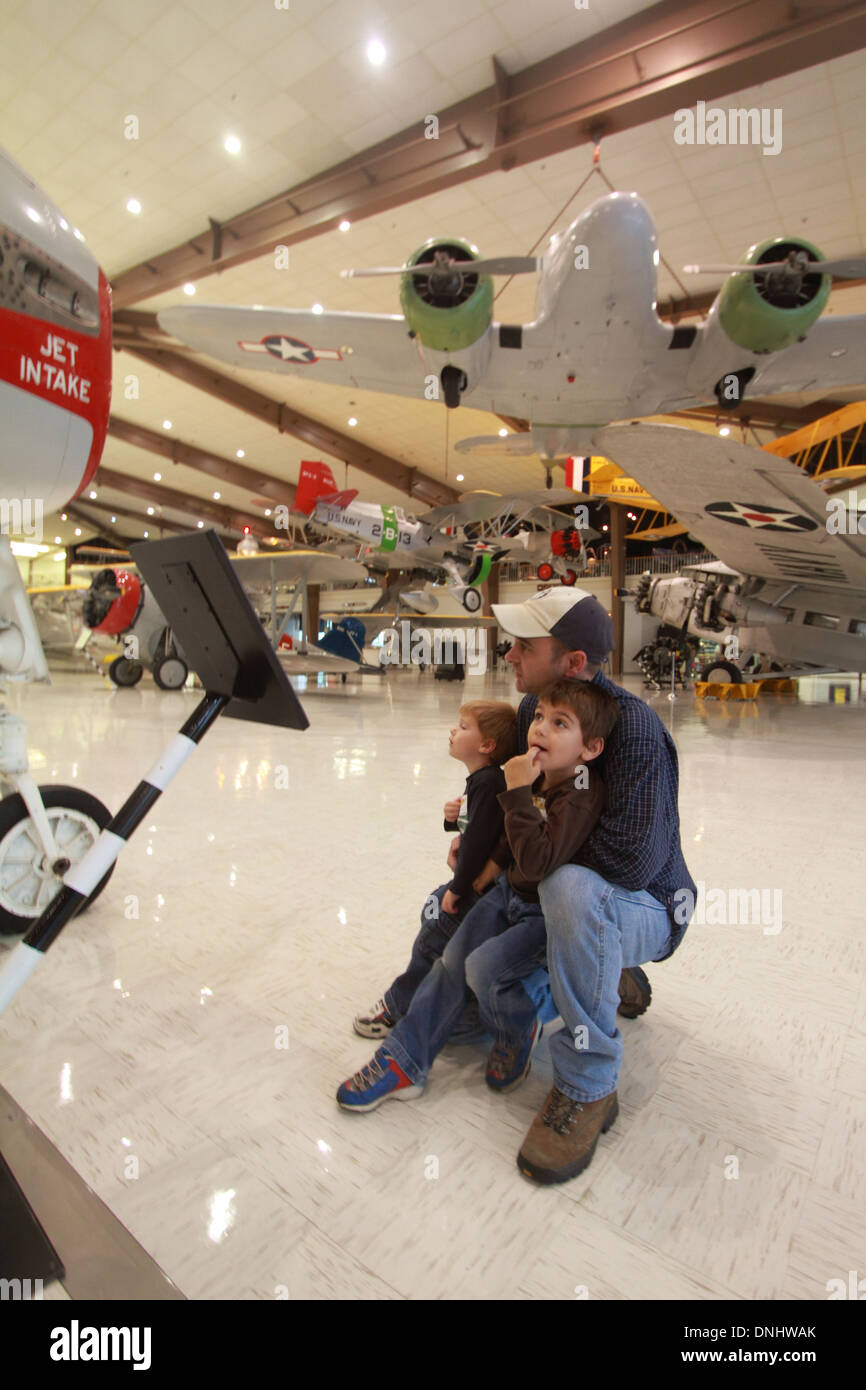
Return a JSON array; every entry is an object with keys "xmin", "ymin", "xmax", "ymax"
[
  {"xmin": 315, "ymin": 616, "xmax": 366, "ymax": 663},
  {"xmin": 295, "ymin": 460, "xmax": 358, "ymax": 515}
]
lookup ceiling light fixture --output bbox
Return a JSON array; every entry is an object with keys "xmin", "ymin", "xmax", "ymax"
[
  {"xmin": 154, "ymin": 472, "xmax": 161, "ymax": 481},
  {"xmin": 183, "ymin": 282, "xmax": 196, "ymax": 296},
  {"xmin": 126, "ymin": 198, "xmax": 141, "ymax": 215},
  {"xmin": 162, "ymin": 419, "xmax": 172, "ymax": 430},
  {"xmin": 224, "ymin": 134, "xmax": 241, "ymax": 154},
  {"xmin": 339, "ymin": 220, "xmax": 351, "ymax": 232},
  {"xmin": 236, "ymin": 449, "xmax": 244, "ymax": 458},
  {"xmin": 366, "ymin": 38, "xmax": 386, "ymax": 66}
]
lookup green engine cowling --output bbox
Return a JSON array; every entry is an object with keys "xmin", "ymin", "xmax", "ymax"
[
  {"xmin": 399, "ymin": 238, "xmax": 493, "ymax": 352},
  {"xmin": 718, "ymin": 236, "xmax": 831, "ymax": 353}
]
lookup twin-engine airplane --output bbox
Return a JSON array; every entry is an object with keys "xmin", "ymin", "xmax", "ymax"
[
  {"xmin": 159, "ymin": 191, "xmax": 866, "ymax": 461},
  {"xmin": 595, "ymin": 422, "xmax": 866, "ymax": 681},
  {"xmin": 294, "ymin": 460, "xmax": 591, "ymax": 610}
]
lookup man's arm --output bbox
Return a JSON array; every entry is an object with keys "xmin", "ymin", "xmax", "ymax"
[{"xmin": 577, "ymin": 708, "xmax": 675, "ymax": 889}]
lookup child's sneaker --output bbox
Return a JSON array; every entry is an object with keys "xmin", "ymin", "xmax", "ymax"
[
  {"xmin": 485, "ymin": 1021, "xmax": 543, "ymax": 1093},
  {"xmin": 337, "ymin": 1049, "xmax": 423, "ymax": 1112},
  {"xmin": 353, "ymin": 998, "xmax": 396, "ymax": 1038}
]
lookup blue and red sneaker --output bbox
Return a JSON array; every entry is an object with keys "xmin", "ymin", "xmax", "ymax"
[{"xmin": 337, "ymin": 1048, "xmax": 423, "ymax": 1112}]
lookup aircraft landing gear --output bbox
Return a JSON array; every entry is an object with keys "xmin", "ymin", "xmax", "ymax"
[
  {"xmin": 700, "ymin": 659, "xmax": 742, "ymax": 683},
  {"xmin": 440, "ymin": 365, "xmax": 467, "ymax": 410},
  {"xmin": 153, "ymin": 655, "xmax": 188, "ymax": 690},
  {"xmin": 0, "ymin": 782, "xmax": 114, "ymax": 935},
  {"xmin": 461, "ymin": 587, "xmax": 482, "ymax": 613},
  {"xmin": 561, "ymin": 569, "xmax": 577, "ymax": 586},
  {"xmin": 537, "ymin": 563, "xmax": 554, "ymax": 581},
  {"xmin": 109, "ymin": 655, "xmax": 143, "ymax": 686}
]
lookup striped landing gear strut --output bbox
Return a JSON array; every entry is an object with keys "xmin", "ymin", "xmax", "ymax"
[{"xmin": 0, "ymin": 692, "xmax": 227, "ymax": 1013}]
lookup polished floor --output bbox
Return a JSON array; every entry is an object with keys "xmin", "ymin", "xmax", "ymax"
[{"xmin": 1, "ymin": 664, "xmax": 865, "ymax": 1300}]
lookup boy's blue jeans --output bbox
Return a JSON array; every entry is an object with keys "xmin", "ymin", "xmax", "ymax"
[
  {"xmin": 385, "ymin": 875, "xmax": 548, "ymax": 1086},
  {"xmin": 384, "ymin": 882, "xmax": 482, "ymax": 1025}
]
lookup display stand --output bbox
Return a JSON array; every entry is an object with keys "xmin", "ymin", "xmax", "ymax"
[{"xmin": 0, "ymin": 530, "xmax": 309, "ymax": 1284}]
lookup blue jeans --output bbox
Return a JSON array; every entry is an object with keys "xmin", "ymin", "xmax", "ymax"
[
  {"xmin": 384, "ymin": 883, "xmax": 482, "ymax": 1023},
  {"xmin": 538, "ymin": 864, "xmax": 673, "ymax": 1103},
  {"xmin": 386, "ymin": 876, "xmax": 547, "ymax": 1086}
]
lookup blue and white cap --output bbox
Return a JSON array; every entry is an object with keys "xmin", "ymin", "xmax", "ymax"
[{"xmin": 492, "ymin": 587, "xmax": 615, "ymax": 663}]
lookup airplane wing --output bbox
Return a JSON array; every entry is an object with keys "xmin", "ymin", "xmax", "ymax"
[
  {"xmin": 593, "ymin": 422, "xmax": 866, "ymax": 592},
  {"xmin": 420, "ymin": 488, "xmax": 586, "ymax": 527},
  {"xmin": 159, "ymin": 306, "xmax": 428, "ymax": 399},
  {"xmin": 746, "ymin": 316, "xmax": 866, "ymax": 396},
  {"xmin": 230, "ymin": 549, "xmax": 369, "ymax": 585}
]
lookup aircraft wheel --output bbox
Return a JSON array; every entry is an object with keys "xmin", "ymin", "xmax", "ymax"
[
  {"xmin": 440, "ymin": 365, "xmax": 466, "ymax": 410},
  {"xmin": 462, "ymin": 587, "xmax": 482, "ymax": 613},
  {"xmin": 153, "ymin": 655, "xmax": 188, "ymax": 690},
  {"xmin": 109, "ymin": 656, "xmax": 144, "ymax": 687},
  {"xmin": 0, "ymin": 785, "xmax": 115, "ymax": 935},
  {"xmin": 537, "ymin": 563, "xmax": 554, "ymax": 581},
  {"xmin": 561, "ymin": 569, "xmax": 577, "ymax": 586},
  {"xmin": 700, "ymin": 659, "xmax": 742, "ymax": 683}
]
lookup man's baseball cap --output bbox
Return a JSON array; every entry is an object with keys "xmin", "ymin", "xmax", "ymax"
[{"xmin": 492, "ymin": 587, "xmax": 615, "ymax": 663}]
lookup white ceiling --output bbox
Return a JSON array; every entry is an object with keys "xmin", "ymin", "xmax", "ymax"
[{"xmin": 2, "ymin": 1, "xmax": 866, "ymax": 543}]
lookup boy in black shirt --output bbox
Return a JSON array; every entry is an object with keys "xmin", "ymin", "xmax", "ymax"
[{"xmin": 353, "ymin": 700, "xmax": 517, "ymax": 1038}]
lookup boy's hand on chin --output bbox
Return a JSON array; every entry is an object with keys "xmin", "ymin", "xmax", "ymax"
[{"xmin": 504, "ymin": 747, "xmax": 540, "ymax": 790}]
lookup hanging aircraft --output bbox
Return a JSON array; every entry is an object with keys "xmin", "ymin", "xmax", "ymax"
[
  {"xmin": 158, "ymin": 190, "xmax": 866, "ymax": 461},
  {"xmin": 293, "ymin": 460, "xmax": 592, "ymax": 611},
  {"xmin": 594, "ymin": 422, "xmax": 866, "ymax": 681}
]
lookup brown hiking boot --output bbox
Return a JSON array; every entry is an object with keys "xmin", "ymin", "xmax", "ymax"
[
  {"xmin": 517, "ymin": 1086, "xmax": 619, "ymax": 1184},
  {"xmin": 618, "ymin": 966, "xmax": 651, "ymax": 1018}
]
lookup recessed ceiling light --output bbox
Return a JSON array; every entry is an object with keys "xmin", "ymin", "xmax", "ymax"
[
  {"xmin": 367, "ymin": 38, "xmax": 386, "ymax": 66},
  {"xmin": 89, "ymin": 490, "xmax": 97, "ymax": 499},
  {"xmin": 236, "ymin": 449, "xmax": 244, "ymax": 458},
  {"xmin": 719, "ymin": 426, "xmax": 730, "ymax": 436},
  {"xmin": 312, "ymin": 303, "xmax": 323, "ymax": 314},
  {"xmin": 339, "ymin": 220, "xmax": 351, "ymax": 232},
  {"xmin": 111, "ymin": 516, "xmax": 116, "ymax": 523},
  {"xmin": 143, "ymin": 530, "xmax": 149, "ymax": 538},
  {"xmin": 498, "ymin": 428, "xmax": 508, "ymax": 437},
  {"xmin": 162, "ymin": 419, "xmax": 172, "ymax": 430},
  {"xmin": 54, "ymin": 536, "xmax": 61, "ymax": 544},
  {"xmin": 147, "ymin": 506, "xmax": 155, "ymax": 515},
  {"xmin": 126, "ymin": 198, "xmax": 142, "ymax": 215},
  {"xmin": 197, "ymin": 521, "xmax": 204, "ymax": 528},
  {"xmin": 74, "ymin": 527, "xmax": 81, "ymax": 536},
  {"xmin": 224, "ymin": 134, "xmax": 241, "ymax": 154},
  {"xmin": 456, "ymin": 473, "xmax": 464, "ymax": 482},
  {"xmin": 154, "ymin": 472, "xmax": 161, "ymax": 481},
  {"xmin": 348, "ymin": 417, "xmax": 357, "ymax": 427},
  {"xmin": 183, "ymin": 283, "xmax": 196, "ymax": 295},
  {"xmin": 60, "ymin": 513, "xmax": 67, "ymax": 521},
  {"xmin": 264, "ymin": 508, "xmax": 272, "ymax": 517},
  {"xmin": 213, "ymin": 491, "xmax": 221, "ymax": 500}
]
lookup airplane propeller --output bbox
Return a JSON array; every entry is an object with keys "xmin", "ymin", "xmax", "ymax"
[
  {"xmin": 341, "ymin": 254, "xmax": 539, "ymax": 280},
  {"xmin": 684, "ymin": 252, "xmax": 866, "ymax": 279}
]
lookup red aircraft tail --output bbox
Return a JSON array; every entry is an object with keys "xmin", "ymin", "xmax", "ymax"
[{"xmin": 295, "ymin": 460, "xmax": 358, "ymax": 515}]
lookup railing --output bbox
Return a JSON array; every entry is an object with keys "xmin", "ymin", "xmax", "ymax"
[{"xmin": 497, "ymin": 550, "xmax": 716, "ymax": 583}]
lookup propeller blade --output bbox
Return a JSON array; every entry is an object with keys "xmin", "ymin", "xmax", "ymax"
[
  {"xmin": 684, "ymin": 257, "xmax": 866, "ymax": 278},
  {"xmin": 341, "ymin": 256, "xmax": 539, "ymax": 279}
]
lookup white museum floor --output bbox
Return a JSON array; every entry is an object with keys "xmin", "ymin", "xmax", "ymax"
[{"xmin": 1, "ymin": 663, "xmax": 864, "ymax": 1300}]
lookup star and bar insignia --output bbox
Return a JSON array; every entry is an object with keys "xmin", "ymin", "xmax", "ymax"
[
  {"xmin": 237, "ymin": 335, "xmax": 342, "ymax": 363},
  {"xmin": 705, "ymin": 501, "xmax": 818, "ymax": 532}
]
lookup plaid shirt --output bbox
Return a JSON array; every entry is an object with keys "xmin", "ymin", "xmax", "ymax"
[{"xmin": 517, "ymin": 672, "xmax": 695, "ymax": 955}]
